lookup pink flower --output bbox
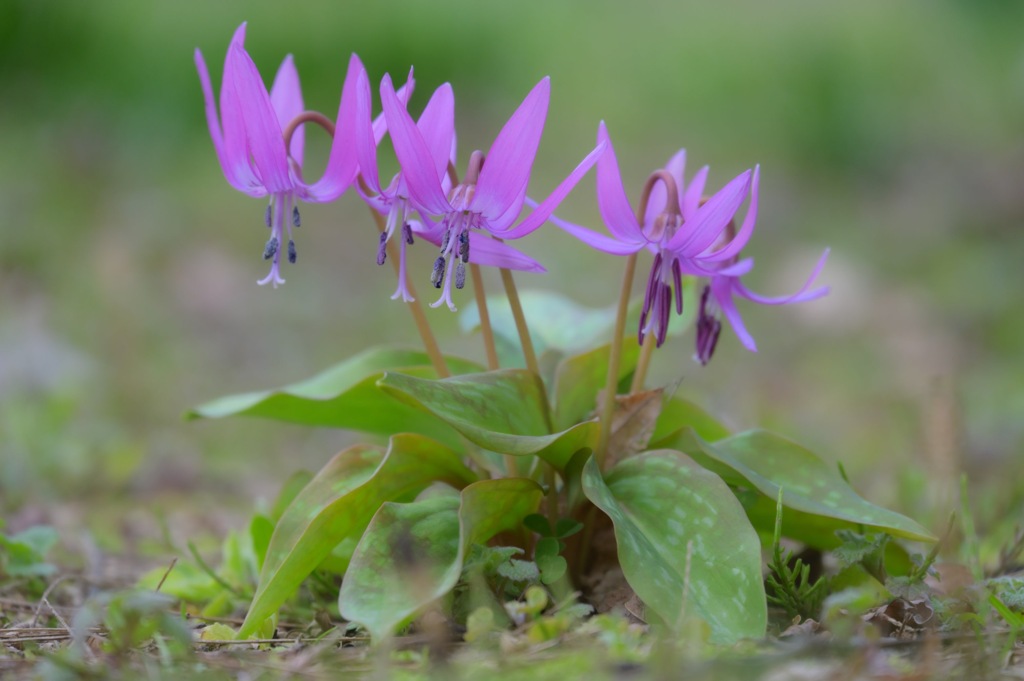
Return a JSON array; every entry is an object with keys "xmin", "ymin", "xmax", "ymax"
[
  {"xmin": 195, "ymin": 23, "xmax": 363, "ymax": 287},
  {"xmin": 380, "ymin": 75, "xmax": 604, "ymax": 310},
  {"xmin": 552, "ymin": 122, "xmax": 829, "ymax": 362}
]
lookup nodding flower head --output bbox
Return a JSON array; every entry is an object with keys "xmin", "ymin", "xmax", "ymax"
[
  {"xmin": 195, "ymin": 23, "xmax": 364, "ymax": 287},
  {"xmin": 550, "ymin": 121, "xmax": 829, "ymax": 363},
  {"xmin": 380, "ymin": 75, "xmax": 605, "ymax": 311}
]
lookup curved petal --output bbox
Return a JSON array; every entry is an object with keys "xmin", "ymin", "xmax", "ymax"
[
  {"xmin": 417, "ymin": 83, "xmax": 456, "ymax": 185},
  {"xmin": 702, "ymin": 165, "xmax": 758, "ymax": 263},
  {"xmin": 466, "ymin": 234, "xmax": 547, "ymax": 272},
  {"xmin": 496, "ymin": 139, "xmax": 607, "ymax": 238},
  {"xmin": 270, "ymin": 55, "xmax": 304, "ymax": 168},
  {"xmin": 354, "ymin": 68, "xmax": 381, "ymax": 194},
  {"xmin": 643, "ymin": 148, "xmax": 685, "ymax": 227},
  {"xmin": 195, "ymin": 47, "xmax": 261, "ymax": 195},
  {"xmin": 595, "ymin": 122, "xmax": 643, "ymax": 242},
  {"xmin": 228, "ymin": 44, "xmax": 291, "ymax": 193},
  {"xmin": 712, "ymin": 278, "xmax": 758, "ymax": 352},
  {"xmin": 380, "ymin": 74, "xmax": 452, "ymax": 216},
  {"xmin": 303, "ymin": 53, "xmax": 364, "ymax": 202},
  {"xmin": 733, "ymin": 248, "xmax": 831, "ymax": 305},
  {"xmin": 472, "ymin": 77, "xmax": 550, "ymax": 220},
  {"xmin": 549, "ymin": 213, "xmax": 646, "ymax": 255},
  {"xmin": 681, "ymin": 165, "xmax": 708, "ymax": 221},
  {"xmin": 373, "ymin": 67, "xmax": 414, "ymax": 146},
  {"xmin": 669, "ymin": 169, "xmax": 751, "ymax": 256}
]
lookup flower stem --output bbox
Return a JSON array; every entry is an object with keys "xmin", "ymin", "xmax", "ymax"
[
  {"xmin": 470, "ymin": 264, "xmax": 500, "ymax": 371},
  {"xmin": 497, "ymin": 264, "xmax": 540, "ymax": 376},
  {"xmin": 365, "ymin": 205, "xmax": 450, "ymax": 378},
  {"xmin": 595, "ymin": 253, "xmax": 638, "ymax": 469},
  {"xmin": 630, "ymin": 332, "xmax": 656, "ymax": 394}
]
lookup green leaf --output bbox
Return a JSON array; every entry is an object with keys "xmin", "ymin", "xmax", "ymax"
[
  {"xmin": 238, "ymin": 434, "xmax": 477, "ymax": 638},
  {"xmin": 551, "ymin": 342, "xmax": 640, "ymax": 432},
  {"xmin": 582, "ymin": 451, "xmax": 766, "ymax": 643},
  {"xmin": 339, "ymin": 478, "xmax": 543, "ymax": 641},
  {"xmin": 0, "ymin": 526, "xmax": 59, "ymax": 578},
  {"xmin": 379, "ymin": 370, "xmax": 597, "ymax": 470},
  {"xmin": 187, "ymin": 348, "xmax": 482, "ymax": 449},
  {"xmin": 667, "ymin": 429, "xmax": 935, "ymax": 544},
  {"xmin": 649, "ymin": 397, "xmax": 730, "ymax": 445}
]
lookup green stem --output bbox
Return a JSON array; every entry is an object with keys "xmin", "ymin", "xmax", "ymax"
[
  {"xmin": 596, "ymin": 253, "xmax": 638, "ymax": 469},
  {"xmin": 364, "ymin": 201, "xmax": 450, "ymax": 379},
  {"xmin": 630, "ymin": 332, "xmax": 656, "ymax": 394},
  {"xmin": 498, "ymin": 266, "xmax": 540, "ymax": 376}
]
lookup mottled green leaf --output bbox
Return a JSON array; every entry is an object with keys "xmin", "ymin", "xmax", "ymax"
[
  {"xmin": 339, "ymin": 478, "xmax": 543, "ymax": 641},
  {"xmin": 582, "ymin": 451, "xmax": 766, "ymax": 643},
  {"xmin": 378, "ymin": 370, "xmax": 597, "ymax": 469},
  {"xmin": 551, "ymin": 342, "xmax": 640, "ymax": 432},
  {"xmin": 187, "ymin": 348, "xmax": 481, "ymax": 449},
  {"xmin": 669, "ymin": 429, "xmax": 935, "ymax": 543},
  {"xmin": 238, "ymin": 434, "xmax": 476, "ymax": 638}
]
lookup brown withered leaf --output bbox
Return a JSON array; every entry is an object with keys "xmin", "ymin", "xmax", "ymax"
[
  {"xmin": 863, "ymin": 597, "xmax": 934, "ymax": 638},
  {"xmin": 596, "ymin": 388, "xmax": 664, "ymax": 467}
]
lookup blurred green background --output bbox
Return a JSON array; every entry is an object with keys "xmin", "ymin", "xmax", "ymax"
[{"xmin": 2, "ymin": 1, "xmax": 1022, "ymax": 545}]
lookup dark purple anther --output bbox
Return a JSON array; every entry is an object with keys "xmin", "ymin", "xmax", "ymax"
[
  {"xmin": 287, "ymin": 239, "xmax": 297, "ymax": 264},
  {"xmin": 292, "ymin": 205, "xmax": 301, "ymax": 228},
  {"xmin": 455, "ymin": 261, "xmax": 466, "ymax": 289},
  {"xmin": 431, "ymin": 257, "xmax": 446, "ymax": 289},
  {"xmin": 458, "ymin": 231, "xmax": 470, "ymax": 263},
  {"xmin": 376, "ymin": 232, "xmax": 388, "ymax": 265},
  {"xmin": 263, "ymin": 236, "xmax": 279, "ymax": 260},
  {"xmin": 695, "ymin": 285, "xmax": 721, "ymax": 365},
  {"xmin": 440, "ymin": 228, "xmax": 451, "ymax": 253},
  {"xmin": 672, "ymin": 258, "xmax": 683, "ymax": 315},
  {"xmin": 264, "ymin": 204, "xmax": 272, "ymax": 228},
  {"xmin": 403, "ymin": 223, "xmax": 414, "ymax": 245}
]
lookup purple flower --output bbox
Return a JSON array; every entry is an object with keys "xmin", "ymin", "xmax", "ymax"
[
  {"xmin": 380, "ymin": 75, "xmax": 604, "ymax": 310},
  {"xmin": 195, "ymin": 23, "xmax": 363, "ymax": 287},
  {"xmin": 552, "ymin": 122, "xmax": 829, "ymax": 361}
]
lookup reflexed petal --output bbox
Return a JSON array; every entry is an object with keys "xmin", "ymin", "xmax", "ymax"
[
  {"xmin": 270, "ymin": 54, "xmax": 304, "ymax": 168},
  {"xmin": 354, "ymin": 69, "xmax": 381, "ymax": 194},
  {"xmin": 703, "ymin": 165, "xmax": 759, "ymax": 263},
  {"xmin": 195, "ymin": 47, "xmax": 262, "ymax": 195},
  {"xmin": 373, "ymin": 67, "xmax": 414, "ymax": 145},
  {"xmin": 550, "ymin": 213, "xmax": 646, "ymax": 255},
  {"xmin": 712, "ymin": 278, "xmax": 758, "ymax": 352},
  {"xmin": 733, "ymin": 248, "xmax": 831, "ymax": 305},
  {"xmin": 228, "ymin": 45, "xmax": 291, "ymax": 193},
  {"xmin": 380, "ymin": 74, "xmax": 452, "ymax": 215},
  {"xmin": 303, "ymin": 53, "xmax": 364, "ymax": 201},
  {"xmin": 644, "ymin": 148, "xmax": 685, "ymax": 227},
  {"xmin": 681, "ymin": 165, "xmax": 708, "ymax": 220},
  {"xmin": 497, "ymin": 139, "xmax": 607, "ymax": 238},
  {"xmin": 595, "ymin": 122, "xmax": 643, "ymax": 242},
  {"xmin": 472, "ymin": 78, "xmax": 550, "ymax": 220},
  {"xmin": 417, "ymin": 83, "xmax": 456, "ymax": 185},
  {"xmin": 466, "ymin": 234, "xmax": 547, "ymax": 272},
  {"xmin": 669, "ymin": 169, "xmax": 751, "ymax": 255}
]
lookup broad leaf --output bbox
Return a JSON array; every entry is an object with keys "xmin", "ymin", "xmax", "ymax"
[
  {"xmin": 552, "ymin": 342, "xmax": 640, "ymax": 432},
  {"xmin": 379, "ymin": 370, "xmax": 596, "ymax": 469},
  {"xmin": 582, "ymin": 451, "xmax": 766, "ymax": 643},
  {"xmin": 238, "ymin": 434, "xmax": 476, "ymax": 638},
  {"xmin": 650, "ymin": 397, "xmax": 730, "ymax": 444},
  {"xmin": 664, "ymin": 429, "xmax": 935, "ymax": 544},
  {"xmin": 187, "ymin": 348, "xmax": 482, "ymax": 449},
  {"xmin": 340, "ymin": 478, "xmax": 543, "ymax": 640}
]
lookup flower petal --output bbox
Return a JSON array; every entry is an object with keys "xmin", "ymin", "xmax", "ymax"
[
  {"xmin": 702, "ymin": 165, "xmax": 758, "ymax": 263},
  {"xmin": 668, "ymin": 169, "xmax": 751, "ymax": 255},
  {"xmin": 353, "ymin": 68, "xmax": 381, "ymax": 194},
  {"xmin": 644, "ymin": 148, "xmax": 685, "ymax": 227},
  {"xmin": 733, "ymin": 248, "xmax": 831, "ymax": 305},
  {"xmin": 711, "ymin": 278, "xmax": 758, "ymax": 352},
  {"xmin": 416, "ymin": 83, "xmax": 456, "ymax": 186},
  {"xmin": 373, "ymin": 67, "xmax": 414, "ymax": 146},
  {"xmin": 302, "ymin": 54, "xmax": 364, "ymax": 202},
  {"xmin": 681, "ymin": 165, "xmax": 708, "ymax": 221},
  {"xmin": 496, "ymin": 139, "xmax": 607, "ymax": 238},
  {"xmin": 270, "ymin": 54, "xmax": 304, "ymax": 168},
  {"xmin": 595, "ymin": 122, "xmax": 644, "ymax": 242},
  {"xmin": 467, "ymin": 234, "xmax": 547, "ymax": 272},
  {"xmin": 228, "ymin": 44, "xmax": 291, "ymax": 193},
  {"xmin": 471, "ymin": 77, "xmax": 550, "ymax": 221},
  {"xmin": 381, "ymin": 74, "xmax": 452, "ymax": 216}
]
